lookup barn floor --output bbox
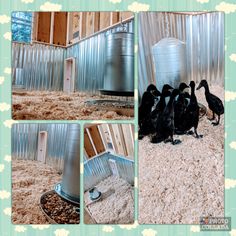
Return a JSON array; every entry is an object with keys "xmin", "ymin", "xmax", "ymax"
[
  {"xmin": 138, "ymin": 85, "xmax": 224, "ymax": 224},
  {"xmin": 12, "ymin": 90, "xmax": 134, "ymax": 120},
  {"xmin": 84, "ymin": 175, "xmax": 134, "ymax": 224},
  {"xmin": 12, "ymin": 159, "xmax": 62, "ymax": 224}
]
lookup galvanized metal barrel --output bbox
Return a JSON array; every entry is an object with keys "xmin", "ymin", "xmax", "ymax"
[
  {"xmin": 61, "ymin": 124, "xmax": 80, "ymax": 202},
  {"xmin": 152, "ymin": 37, "xmax": 187, "ymax": 91},
  {"xmin": 102, "ymin": 32, "xmax": 134, "ymax": 96}
]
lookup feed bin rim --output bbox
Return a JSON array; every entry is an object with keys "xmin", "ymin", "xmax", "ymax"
[{"xmin": 54, "ymin": 183, "xmax": 80, "ymax": 207}]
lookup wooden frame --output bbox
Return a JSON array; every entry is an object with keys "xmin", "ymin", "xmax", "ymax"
[
  {"xmin": 37, "ymin": 131, "xmax": 48, "ymax": 163},
  {"xmin": 63, "ymin": 57, "xmax": 76, "ymax": 93},
  {"xmin": 32, "ymin": 11, "xmax": 134, "ymax": 47},
  {"xmin": 84, "ymin": 124, "xmax": 134, "ymax": 160}
]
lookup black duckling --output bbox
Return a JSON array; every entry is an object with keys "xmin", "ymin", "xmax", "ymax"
[
  {"xmin": 139, "ymin": 91, "xmax": 155, "ymax": 139},
  {"xmin": 155, "ymin": 84, "xmax": 173, "ymax": 113},
  {"xmin": 179, "ymin": 81, "xmax": 203, "ymax": 138},
  {"xmin": 151, "ymin": 89, "xmax": 181, "ymax": 145},
  {"xmin": 174, "ymin": 83, "xmax": 189, "ymax": 129},
  {"xmin": 151, "ymin": 84, "xmax": 173, "ymax": 130},
  {"xmin": 146, "ymin": 84, "xmax": 161, "ymax": 111},
  {"xmin": 196, "ymin": 80, "xmax": 224, "ymax": 126}
]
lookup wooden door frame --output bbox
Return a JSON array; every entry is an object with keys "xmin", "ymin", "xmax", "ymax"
[
  {"xmin": 63, "ymin": 57, "xmax": 76, "ymax": 92},
  {"xmin": 37, "ymin": 131, "xmax": 48, "ymax": 163}
]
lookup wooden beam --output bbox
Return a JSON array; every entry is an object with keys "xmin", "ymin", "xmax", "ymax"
[
  {"xmin": 86, "ymin": 12, "xmax": 94, "ymax": 37},
  {"xmin": 66, "ymin": 12, "xmax": 73, "ymax": 45},
  {"xmin": 110, "ymin": 12, "xmax": 119, "ymax": 25},
  {"xmin": 84, "ymin": 130, "xmax": 96, "ymax": 158},
  {"xmin": 97, "ymin": 125, "xmax": 107, "ymax": 150},
  {"xmin": 122, "ymin": 124, "xmax": 134, "ymax": 159},
  {"xmin": 80, "ymin": 12, "xmax": 87, "ymax": 39},
  {"xmin": 32, "ymin": 12, "xmax": 39, "ymax": 41},
  {"xmin": 86, "ymin": 128, "xmax": 98, "ymax": 155},
  {"xmin": 88, "ymin": 125, "xmax": 105, "ymax": 153},
  {"xmin": 109, "ymin": 124, "xmax": 127, "ymax": 156},
  {"xmin": 50, "ymin": 12, "xmax": 54, "ymax": 44},
  {"xmin": 84, "ymin": 148, "xmax": 89, "ymax": 160}
]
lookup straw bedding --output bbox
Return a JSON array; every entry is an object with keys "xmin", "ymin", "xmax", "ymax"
[
  {"xmin": 12, "ymin": 90, "xmax": 133, "ymax": 120},
  {"xmin": 84, "ymin": 175, "xmax": 134, "ymax": 224},
  {"xmin": 12, "ymin": 159, "xmax": 62, "ymax": 224},
  {"xmin": 138, "ymin": 85, "xmax": 224, "ymax": 224}
]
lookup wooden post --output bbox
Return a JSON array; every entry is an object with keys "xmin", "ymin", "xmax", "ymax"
[
  {"xmin": 86, "ymin": 128, "xmax": 98, "ymax": 155},
  {"xmin": 66, "ymin": 12, "xmax": 73, "ymax": 45},
  {"xmin": 50, "ymin": 12, "xmax": 54, "ymax": 44}
]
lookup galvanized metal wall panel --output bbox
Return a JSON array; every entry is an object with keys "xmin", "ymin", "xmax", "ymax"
[
  {"xmin": 138, "ymin": 12, "xmax": 224, "ymax": 95},
  {"xmin": 12, "ymin": 42, "xmax": 65, "ymax": 90},
  {"xmin": 12, "ymin": 124, "xmax": 70, "ymax": 170},
  {"xmin": 84, "ymin": 152, "xmax": 134, "ymax": 191},
  {"xmin": 12, "ymin": 20, "xmax": 134, "ymax": 94}
]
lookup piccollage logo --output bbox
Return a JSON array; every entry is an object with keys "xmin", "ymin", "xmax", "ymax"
[{"xmin": 200, "ymin": 217, "xmax": 231, "ymax": 231}]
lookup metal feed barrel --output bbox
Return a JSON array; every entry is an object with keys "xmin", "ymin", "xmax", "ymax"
[
  {"xmin": 102, "ymin": 32, "xmax": 134, "ymax": 96},
  {"xmin": 152, "ymin": 37, "xmax": 187, "ymax": 91},
  {"xmin": 60, "ymin": 124, "xmax": 80, "ymax": 203}
]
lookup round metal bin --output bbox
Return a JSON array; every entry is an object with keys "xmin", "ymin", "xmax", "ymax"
[
  {"xmin": 58, "ymin": 124, "xmax": 80, "ymax": 204},
  {"xmin": 103, "ymin": 32, "xmax": 134, "ymax": 96},
  {"xmin": 152, "ymin": 37, "xmax": 187, "ymax": 91}
]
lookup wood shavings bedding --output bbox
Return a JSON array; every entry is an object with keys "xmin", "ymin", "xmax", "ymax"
[
  {"xmin": 12, "ymin": 90, "xmax": 133, "ymax": 120},
  {"xmin": 12, "ymin": 159, "xmax": 62, "ymax": 224},
  {"xmin": 84, "ymin": 176, "xmax": 134, "ymax": 224},
  {"xmin": 138, "ymin": 85, "xmax": 224, "ymax": 224}
]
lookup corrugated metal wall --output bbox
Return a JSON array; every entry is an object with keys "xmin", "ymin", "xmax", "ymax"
[
  {"xmin": 66, "ymin": 20, "xmax": 134, "ymax": 94},
  {"xmin": 12, "ymin": 20, "xmax": 134, "ymax": 94},
  {"xmin": 138, "ymin": 12, "xmax": 224, "ymax": 95},
  {"xmin": 84, "ymin": 152, "xmax": 134, "ymax": 191},
  {"xmin": 12, "ymin": 42, "xmax": 65, "ymax": 90},
  {"xmin": 12, "ymin": 124, "xmax": 70, "ymax": 170}
]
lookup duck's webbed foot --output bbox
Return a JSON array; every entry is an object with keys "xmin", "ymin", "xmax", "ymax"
[
  {"xmin": 172, "ymin": 139, "xmax": 182, "ymax": 145},
  {"xmin": 169, "ymin": 135, "xmax": 181, "ymax": 145},
  {"xmin": 194, "ymin": 128, "xmax": 203, "ymax": 138},
  {"xmin": 212, "ymin": 115, "xmax": 220, "ymax": 126},
  {"xmin": 212, "ymin": 121, "xmax": 219, "ymax": 126}
]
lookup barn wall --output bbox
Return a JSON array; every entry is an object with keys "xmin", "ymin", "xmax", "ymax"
[
  {"xmin": 138, "ymin": 12, "xmax": 224, "ymax": 95},
  {"xmin": 12, "ymin": 19, "xmax": 134, "ymax": 94},
  {"xmin": 66, "ymin": 20, "xmax": 134, "ymax": 94},
  {"xmin": 12, "ymin": 124, "xmax": 70, "ymax": 170},
  {"xmin": 84, "ymin": 152, "xmax": 134, "ymax": 191},
  {"xmin": 12, "ymin": 42, "xmax": 65, "ymax": 90}
]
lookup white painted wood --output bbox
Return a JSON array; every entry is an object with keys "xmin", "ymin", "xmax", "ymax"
[
  {"xmin": 63, "ymin": 57, "xmax": 76, "ymax": 93},
  {"xmin": 37, "ymin": 131, "xmax": 48, "ymax": 163}
]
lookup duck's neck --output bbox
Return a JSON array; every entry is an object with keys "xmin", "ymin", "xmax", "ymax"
[
  {"xmin": 204, "ymin": 84, "xmax": 210, "ymax": 94},
  {"xmin": 167, "ymin": 94, "xmax": 175, "ymax": 107},
  {"xmin": 191, "ymin": 86, "xmax": 195, "ymax": 97}
]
